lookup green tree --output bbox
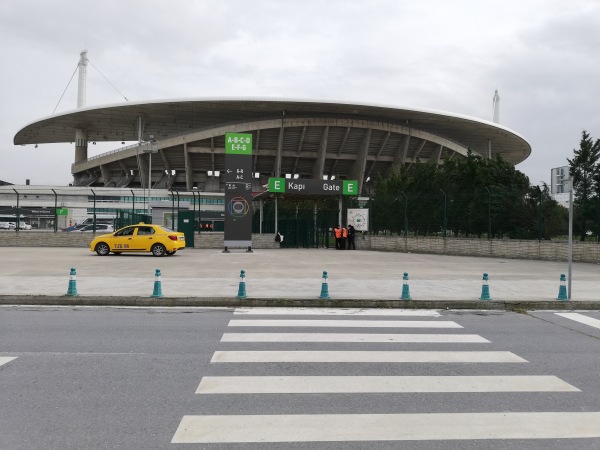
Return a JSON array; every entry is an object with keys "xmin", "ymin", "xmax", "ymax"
[
  {"xmin": 371, "ymin": 151, "xmax": 557, "ymax": 239},
  {"xmin": 567, "ymin": 130, "xmax": 600, "ymax": 240}
]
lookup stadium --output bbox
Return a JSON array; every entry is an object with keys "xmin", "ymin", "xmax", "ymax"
[{"xmin": 13, "ymin": 97, "xmax": 531, "ymax": 196}]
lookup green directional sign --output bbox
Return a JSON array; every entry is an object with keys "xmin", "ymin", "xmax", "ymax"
[
  {"xmin": 56, "ymin": 208, "xmax": 68, "ymax": 216},
  {"xmin": 225, "ymin": 133, "xmax": 253, "ymax": 155},
  {"xmin": 269, "ymin": 178, "xmax": 286, "ymax": 193},
  {"xmin": 343, "ymin": 180, "xmax": 358, "ymax": 195},
  {"xmin": 268, "ymin": 178, "xmax": 358, "ymax": 196}
]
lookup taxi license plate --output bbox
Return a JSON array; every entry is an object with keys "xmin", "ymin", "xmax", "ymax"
[{"xmin": 179, "ymin": 236, "xmax": 184, "ymax": 240}]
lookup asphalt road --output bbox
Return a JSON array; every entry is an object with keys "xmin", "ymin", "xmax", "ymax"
[{"xmin": 1, "ymin": 306, "xmax": 600, "ymax": 449}]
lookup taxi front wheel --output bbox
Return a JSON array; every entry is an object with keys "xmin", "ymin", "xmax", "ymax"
[
  {"xmin": 95, "ymin": 242, "xmax": 110, "ymax": 256},
  {"xmin": 151, "ymin": 243, "xmax": 166, "ymax": 257}
]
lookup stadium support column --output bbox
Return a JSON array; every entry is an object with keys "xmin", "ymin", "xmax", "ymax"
[
  {"xmin": 311, "ymin": 126, "xmax": 329, "ymax": 179},
  {"xmin": 350, "ymin": 128, "xmax": 371, "ymax": 195},
  {"xmin": 390, "ymin": 133, "xmax": 410, "ymax": 175},
  {"xmin": 184, "ymin": 142, "xmax": 193, "ymax": 190},
  {"xmin": 74, "ymin": 128, "xmax": 88, "ymax": 164},
  {"xmin": 274, "ymin": 125, "xmax": 284, "ymax": 178}
]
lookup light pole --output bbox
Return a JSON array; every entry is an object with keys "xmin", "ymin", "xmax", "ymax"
[
  {"xmin": 566, "ymin": 177, "xmax": 573, "ymax": 300},
  {"xmin": 537, "ymin": 184, "xmax": 544, "ymax": 240},
  {"xmin": 143, "ymin": 136, "xmax": 158, "ymax": 218}
]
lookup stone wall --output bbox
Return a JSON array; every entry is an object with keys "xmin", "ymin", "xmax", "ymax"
[
  {"xmin": 193, "ymin": 232, "xmax": 280, "ymax": 249},
  {"xmin": 1, "ymin": 230, "xmax": 598, "ymax": 262},
  {"xmin": 0, "ymin": 231, "xmax": 280, "ymax": 250},
  {"xmin": 359, "ymin": 234, "xmax": 600, "ymax": 263}
]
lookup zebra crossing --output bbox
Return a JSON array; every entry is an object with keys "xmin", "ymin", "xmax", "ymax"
[
  {"xmin": 555, "ymin": 312, "xmax": 600, "ymax": 329},
  {"xmin": 0, "ymin": 357, "xmax": 16, "ymax": 368},
  {"xmin": 172, "ymin": 307, "xmax": 600, "ymax": 445}
]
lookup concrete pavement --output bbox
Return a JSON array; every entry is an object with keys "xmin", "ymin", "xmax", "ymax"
[{"xmin": 0, "ymin": 247, "xmax": 598, "ymax": 309}]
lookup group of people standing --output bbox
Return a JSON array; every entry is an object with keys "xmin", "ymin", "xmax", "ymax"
[{"xmin": 333, "ymin": 224, "xmax": 356, "ymax": 250}]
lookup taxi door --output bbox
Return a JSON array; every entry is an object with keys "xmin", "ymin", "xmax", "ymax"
[
  {"xmin": 109, "ymin": 226, "xmax": 137, "ymax": 252},
  {"xmin": 133, "ymin": 225, "xmax": 156, "ymax": 251}
]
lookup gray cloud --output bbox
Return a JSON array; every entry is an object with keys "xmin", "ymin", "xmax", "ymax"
[{"xmin": 1, "ymin": 0, "xmax": 599, "ymax": 186}]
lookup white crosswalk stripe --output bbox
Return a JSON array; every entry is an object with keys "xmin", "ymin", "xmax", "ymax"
[
  {"xmin": 555, "ymin": 312, "xmax": 600, "ymax": 329},
  {"xmin": 196, "ymin": 375, "xmax": 579, "ymax": 394},
  {"xmin": 229, "ymin": 319, "xmax": 462, "ymax": 328},
  {"xmin": 172, "ymin": 412, "xmax": 600, "ymax": 443},
  {"xmin": 211, "ymin": 350, "xmax": 526, "ymax": 363},
  {"xmin": 234, "ymin": 307, "xmax": 441, "ymax": 316},
  {"xmin": 0, "ymin": 357, "xmax": 16, "ymax": 367},
  {"xmin": 221, "ymin": 332, "xmax": 489, "ymax": 343},
  {"xmin": 172, "ymin": 308, "xmax": 594, "ymax": 445}
]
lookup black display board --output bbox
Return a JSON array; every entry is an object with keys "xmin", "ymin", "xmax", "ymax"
[{"xmin": 224, "ymin": 133, "xmax": 253, "ymax": 250}]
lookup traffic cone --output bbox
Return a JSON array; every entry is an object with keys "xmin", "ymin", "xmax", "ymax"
[
  {"xmin": 557, "ymin": 274, "xmax": 568, "ymax": 301},
  {"xmin": 236, "ymin": 270, "xmax": 247, "ymax": 299},
  {"xmin": 401, "ymin": 272, "xmax": 411, "ymax": 300},
  {"xmin": 151, "ymin": 269, "xmax": 163, "ymax": 298},
  {"xmin": 480, "ymin": 273, "xmax": 491, "ymax": 300},
  {"xmin": 319, "ymin": 271, "xmax": 330, "ymax": 299},
  {"xmin": 66, "ymin": 267, "xmax": 78, "ymax": 297}
]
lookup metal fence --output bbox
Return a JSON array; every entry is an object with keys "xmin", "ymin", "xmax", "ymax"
[{"xmin": 0, "ymin": 187, "xmax": 224, "ymax": 233}]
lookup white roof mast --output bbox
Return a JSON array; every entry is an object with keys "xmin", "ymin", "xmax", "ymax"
[
  {"xmin": 77, "ymin": 49, "xmax": 88, "ymax": 108},
  {"xmin": 492, "ymin": 89, "xmax": 500, "ymax": 124}
]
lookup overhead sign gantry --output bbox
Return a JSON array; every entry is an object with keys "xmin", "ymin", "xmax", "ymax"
[{"xmin": 268, "ymin": 178, "xmax": 358, "ymax": 196}]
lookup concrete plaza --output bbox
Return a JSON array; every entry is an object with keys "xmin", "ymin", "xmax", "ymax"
[{"xmin": 0, "ymin": 247, "xmax": 598, "ymax": 306}]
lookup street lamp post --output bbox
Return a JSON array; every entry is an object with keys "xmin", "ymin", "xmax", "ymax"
[
  {"xmin": 538, "ymin": 184, "xmax": 544, "ymax": 240},
  {"xmin": 143, "ymin": 137, "xmax": 158, "ymax": 219}
]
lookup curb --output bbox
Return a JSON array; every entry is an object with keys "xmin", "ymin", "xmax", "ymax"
[{"xmin": 0, "ymin": 296, "xmax": 598, "ymax": 311}]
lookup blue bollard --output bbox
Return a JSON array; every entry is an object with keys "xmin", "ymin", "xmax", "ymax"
[
  {"xmin": 401, "ymin": 272, "xmax": 411, "ymax": 300},
  {"xmin": 151, "ymin": 269, "xmax": 163, "ymax": 298},
  {"xmin": 236, "ymin": 270, "xmax": 247, "ymax": 299},
  {"xmin": 66, "ymin": 267, "xmax": 78, "ymax": 297},
  {"xmin": 319, "ymin": 271, "xmax": 330, "ymax": 299},
  {"xmin": 480, "ymin": 273, "xmax": 491, "ymax": 300},
  {"xmin": 557, "ymin": 274, "xmax": 568, "ymax": 301}
]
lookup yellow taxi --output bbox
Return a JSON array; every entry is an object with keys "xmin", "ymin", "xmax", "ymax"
[{"xmin": 90, "ymin": 223, "xmax": 186, "ymax": 257}]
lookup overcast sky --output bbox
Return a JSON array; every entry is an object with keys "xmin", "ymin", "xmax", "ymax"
[{"xmin": 1, "ymin": 0, "xmax": 599, "ymax": 188}]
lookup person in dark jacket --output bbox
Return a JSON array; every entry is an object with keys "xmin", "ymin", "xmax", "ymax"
[{"xmin": 347, "ymin": 224, "xmax": 356, "ymax": 250}]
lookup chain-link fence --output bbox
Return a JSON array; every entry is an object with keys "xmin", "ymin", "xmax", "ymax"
[
  {"xmin": 2, "ymin": 186, "xmax": 598, "ymax": 244},
  {"xmin": 364, "ymin": 190, "xmax": 582, "ymax": 241},
  {"xmin": 254, "ymin": 190, "xmax": 600, "ymax": 244}
]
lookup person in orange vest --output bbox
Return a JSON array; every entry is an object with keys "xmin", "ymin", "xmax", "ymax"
[
  {"xmin": 341, "ymin": 225, "xmax": 348, "ymax": 250},
  {"xmin": 333, "ymin": 225, "xmax": 342, "ymax": 250}
]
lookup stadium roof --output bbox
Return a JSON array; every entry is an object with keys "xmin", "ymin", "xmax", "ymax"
[{"xmin": 13, "ymin": 98, "xmax": 531, "ymax": 193}]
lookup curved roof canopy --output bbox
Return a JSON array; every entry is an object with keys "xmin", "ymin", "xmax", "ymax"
[{"xmin": 14, "ymin": 98, "xmax": 531, "ymax": 192}]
